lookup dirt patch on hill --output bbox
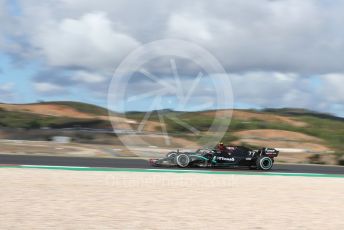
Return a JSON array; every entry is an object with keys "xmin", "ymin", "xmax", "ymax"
[
  {"xmin": 118, "ymin": 134, "xmax": 197, "ymax": 149},
  {"xmin": 0, "ymin": 104, "xmax": 95, "ymax": 119},
  {"xmin": 203, "ymin": 110, "xmax": 306, "ymax": 127},
  {"xmin": 109, "ymin": 117, "xmax": 162, "ymax": 132},
  {"xmin": 235, "ymin": 129, "xmax": 323, "ymax": 142},
  {"xmin": 233, "ymin": 129, "xmax": 330, "ymax": 154},
  {"xmin": 0, "ymin": 104, "xmax": 137, "ymax": 125},
  {"xmin": 0, "ymin": 131, "xmax": 7, "ymax": 139}
]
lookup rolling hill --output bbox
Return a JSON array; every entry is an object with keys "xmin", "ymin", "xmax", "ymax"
[{"xmin": 0, "ymin": 101, "xmax": 343, "ymax": 164}]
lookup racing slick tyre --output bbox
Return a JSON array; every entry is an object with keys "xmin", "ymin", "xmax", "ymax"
[
  {"xmin": 176, "ymin": 154, "xmax": 190, "ymax": 168},
  {"xmin": 256, "ymin": 156, "xmax": 273, "ymax": 170}
]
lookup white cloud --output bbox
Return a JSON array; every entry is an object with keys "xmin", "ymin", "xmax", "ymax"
[
  {"xmin": 0, "ymin": 82, "xmax": 14, "ymax": 91},
  {"xmin": 321, "ymin": 73, "xmax": 344, "ymax": 102},
  {"xmin": 0, "ymin": 0, "xmax": 14, "ymax": 51},
  {"xmin": 167, "ymin": 13, "xmax": 213, "ymax": 42},
  {"xmin": 5, "ymin": 0, "xmax": 344, "ymax": 74},
  {"xmin": 228, "ymin": 71, "xmax": 311, "ymax": 108},
  {"xmin": 0, "ymin": 82, "xmax": 15, "ymax": 102},
  {"xmin": 6, "ymin": 0, "xmax": 341, "ymax": 73},
  {"xmin": 164, "ymin": 0, "xmax": 344, "ymax": 73},
  {"xmin": 1, "ymin": 0, "xmax": 344, "ymax": 116},
  {"xmin": 227, "ymin": 71, "xmax": 344, "ymax": 116},
  {"xmin": 71, "ymin": 71, "xmax": 106, "ymax": 84},
  {"xmin": 34, "ymin": 82, "xmax": 65, "ymax": 94},
  {"xmin": 31, "ymin": 12, "xmax": 140, "ymax": 70}
]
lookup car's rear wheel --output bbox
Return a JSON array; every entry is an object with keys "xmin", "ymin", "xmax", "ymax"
[
  {"xmin": 176, "ymin": 154, "xmax": 190, "ymax": 168},
  {"xmin": 256, "ymin": 156, "xmax": 273, "ymax": 170}
]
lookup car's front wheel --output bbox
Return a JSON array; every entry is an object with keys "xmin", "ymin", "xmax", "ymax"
[
  {"xmin": 256, "ymin": 156, "xmax": 273, "ymax": 170},
  {"xmin": 176, "ymin": 154, "xmax": 190, "ymax": 168},
  {"xmin": 166, "ymin": 151, "xmax": 177, "ymax": 159}
]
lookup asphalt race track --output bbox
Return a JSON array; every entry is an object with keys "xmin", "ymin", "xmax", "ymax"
[{"xmin": 1, "ymin": 154, "xmax": 344, "ymax": 175}]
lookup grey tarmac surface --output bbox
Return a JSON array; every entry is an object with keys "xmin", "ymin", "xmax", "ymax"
[{"xmin": 0, "ymin": 154, "xmax": 344, "ymax": 174}]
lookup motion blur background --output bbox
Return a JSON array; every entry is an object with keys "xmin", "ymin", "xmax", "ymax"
[{"xmin": 0, "ymin": 0, "xmax": 343, "ymax": 165}]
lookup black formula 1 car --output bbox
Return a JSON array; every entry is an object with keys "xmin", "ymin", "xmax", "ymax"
[{"xmin": 149, "ymin": 146, "xmax": 279, "ymax": 170}]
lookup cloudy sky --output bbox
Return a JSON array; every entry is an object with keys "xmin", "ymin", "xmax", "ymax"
[{"xmin": 0, "ymin": 0, "xmax": 343, "ymax": 116}]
